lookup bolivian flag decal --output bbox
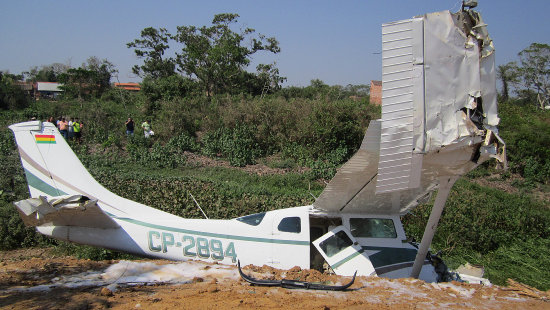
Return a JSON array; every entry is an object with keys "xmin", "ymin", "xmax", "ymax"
[{"xmin": 35, "ymin": 134, "xmax": 56, "ymax": 144}]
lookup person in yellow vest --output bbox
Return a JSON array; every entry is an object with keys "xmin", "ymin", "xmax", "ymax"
[{"xmin": 73, "ymin": 118, "xmax": 82, "ymax": 143}]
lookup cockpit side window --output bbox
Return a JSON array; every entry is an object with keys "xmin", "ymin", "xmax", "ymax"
[
  {"xmin": 277, "ymin": 216, "xmax": 301, "ymax": 233},
  {"xmin": 350, "ymin": 218, "xmax": 397, "ymax": 238},
  {"xmin": 319, "ymin": 230, "xmax": 353, "ymax": 257},
  {"xmin": 236, "ymin": 212, "xmax": 266, "ymax": 226}
]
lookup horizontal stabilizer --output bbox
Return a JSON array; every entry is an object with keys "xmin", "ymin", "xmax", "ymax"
[{"xmin": 14, "ymin": 195, "xmax": 119, "ymax": 229}]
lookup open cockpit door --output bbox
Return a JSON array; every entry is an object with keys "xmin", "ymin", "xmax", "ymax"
[{"xmin": 312, "ymin": 226, "xmax": 376, "ymax": 277}]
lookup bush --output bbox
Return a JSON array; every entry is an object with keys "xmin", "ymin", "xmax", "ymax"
[
  {"xmin": 499, "ymin": 101, "xmax": 550, "ymax": 184},
  {"xmin": 0, "ymin": 193, "xmax": 49, "ymax": 250},
  {"xmin": 404, "ymin": 180, "xmax": 550, "ymax": 254},
  {"xmin": 141, "ymin": 75, "xmax": 198, "ymax": 103},
  {"xmin": 153, "ymin": 98, "xmax": 201, "ymax": 140},
  {"xmin": 0, "ymin": 72, "xmax": 29, "ymax": 110},
  {"xmin": 0, "ymin": 129, "xmax": 53, "ymax": 250},
  {"xmin": 202, "ymin": 124, "xmax": 261, "ymax": 167},
  {"xmin": 53, "ymin": 242, "xmax": 138, "ymax": 261},
  {"xmin": 165, "ymin": 132, "xmax": 199, "ymax": 153},
  {"xmin": 126, "ymin": 133, "xmax": 196, "ymax": 168}
]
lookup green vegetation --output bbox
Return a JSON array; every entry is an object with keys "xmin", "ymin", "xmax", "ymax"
[
  {"xmin": 0, "ymin": 72, "xmax": 27, "ymax": 110},
  {"xmin": 498, "ymin": 102, "xmax": 550, "ymax": 186},
  {"xmin": 402, "ymin": 179, "xmax": 550, "ymax": 289}
]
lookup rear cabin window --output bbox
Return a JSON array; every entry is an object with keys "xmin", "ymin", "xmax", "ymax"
[
  {"xmin": 236, "ymin": 212, "xmax": 266, "ymax": 226},
  {"xmin": 277, "ymin": 217, "xmax": 301, "ymax": 233},
  {"xmin": 319, "ymin": 230, "xmax": 353, "ymax": 257},
  {"xmin": 350, "ymin": 218, "xmax": 397, "ymax": 238}
]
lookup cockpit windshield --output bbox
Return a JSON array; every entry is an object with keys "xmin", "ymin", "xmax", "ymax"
[{"xmin": 236, "ymin": 212, "xmax": 266, "ymax": 226}]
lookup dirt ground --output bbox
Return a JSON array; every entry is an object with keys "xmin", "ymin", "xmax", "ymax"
[{"xmin": 1, "ymin": 249, "xmax": 549, "ymax": 310}]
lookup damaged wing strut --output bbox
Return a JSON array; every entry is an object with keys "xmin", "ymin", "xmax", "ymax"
[
  {"xmin": 410, "ymin": 176, "xmax": 458, "ymax": 278},
  {"xmin": 237, "ymin": 261, "xmax": 356, "ymax": 291}
]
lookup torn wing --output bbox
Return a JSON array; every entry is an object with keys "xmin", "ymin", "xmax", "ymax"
[
  {"xmin": 313, "ymin": 120, "xmax": 436, "ymax": 215},
  {"xmin": 14, "ymin": 195, "xmax": 119, "ymax": 228}
]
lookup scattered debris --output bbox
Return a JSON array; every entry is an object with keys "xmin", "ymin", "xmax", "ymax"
[
  {"xmin": 505, "ymin": 279, "xmax": 550, "ymax": 302},
  {"xmin": 238, "ymin": 261, "xmax": 356, "ymax": 291}
]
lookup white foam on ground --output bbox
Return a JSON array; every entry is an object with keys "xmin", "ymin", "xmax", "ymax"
[
  {"xmin": 2, "ymin": 260, "xmax": 240, "ymax": 293},
  {"xmin": 102, "ymin": 260, "xmax": 239, "ymax": 284},
  {"xmin": 362, "ymin": 277, "xmax": 429, "ymax": 301},
  {"xmin": 433, "ymin": 282, "xmax": 476, "ymax": 298}
]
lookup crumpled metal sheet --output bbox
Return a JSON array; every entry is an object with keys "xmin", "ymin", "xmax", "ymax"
[
  {"xmin": 13, "ymin": 195, "xmax": 119, "ymax": 228},
  {"xmin": 315, "ymin": 9, "xmax": 504, "ymax": 214},
  {"xmin": 423, "ymin": 10, "xmax": 499, "ymax": 150}
]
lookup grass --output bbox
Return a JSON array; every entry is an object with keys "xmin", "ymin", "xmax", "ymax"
[{"xmin": 403, "ymin": 179, "xmax": 550, "ymax": 289}]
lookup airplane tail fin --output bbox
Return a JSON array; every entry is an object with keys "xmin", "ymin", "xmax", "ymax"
[
  {"xmin": 376, "ymin": 10, "xmax": 505, "ymax": 193},
  {"xmin": 9, "ymin": 121, "xmax": 103, "ymax": 199}
]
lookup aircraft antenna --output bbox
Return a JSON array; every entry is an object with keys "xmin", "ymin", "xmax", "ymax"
[
  {"xmin": 189, "ymin": 192, "xmax": 208, "ymax": 219},
  {"xmin": 308, "ymin": 182, "xmax": 318, "ymax": 200}
]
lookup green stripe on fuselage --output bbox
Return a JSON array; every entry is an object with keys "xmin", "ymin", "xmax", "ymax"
[
  {"xmin": 363, "ymin": 246, "xmax": 417, "ymax": 268},
  {"xmin": 23, "ymin": 168, "xmax": 67, "ymax": 196},
  {"xmin": 331, "ymin": 248, "xmax": 365, "ymax": 269},
  {"xmin": 109, "ymin": 214, "xmax": 310, "ymax": 246}
]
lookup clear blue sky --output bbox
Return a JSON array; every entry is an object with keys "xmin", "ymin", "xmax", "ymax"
[{"xmin": 1, "ymin": 0, "xmax": 549, "ymax": 86}]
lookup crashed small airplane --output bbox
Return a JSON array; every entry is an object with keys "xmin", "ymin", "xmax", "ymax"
[{"xmin": 10, "ymin": 6, "xmax": 505, "ymax": 285}]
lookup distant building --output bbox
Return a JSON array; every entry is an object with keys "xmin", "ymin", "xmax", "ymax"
[
  {"xmin": 114, "ymin": 82, "xmax": 141, "ymax": 91},
  {"xmin": 34, "ymin": 82, "xmax": 63, "ymax": 99},
  {"xmin": 370, "ymin": 80, "xmax": 382, "ymax": 105}
]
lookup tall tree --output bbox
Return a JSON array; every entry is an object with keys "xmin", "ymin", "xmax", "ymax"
[
  {"xmin": 497, "ymin": 62, "xmax": 519, "ymax": 101},
  {"xmin": 83, "ymin": 56, "xmax": 117, "ymax": 96},
  {"xmin": 58, "ymin": 67, "xmax": 93, "ymax": 100},
  {"xmin": 58, "ymin": 57, "xmax": 117, "ymax": 100},
  {"xmin": 517, "ymin": 43, "xmax": 550, "ymax": 108},
  {"xmin": 127, "ymin": 27, "xmax": 175, "ymax": 79},
  {"xmin": 24, "ymin": 63, "xmax": 70, "ymax": 82},
  {"xmin": 173, "ymin": 13, "xmax": 280, "ymax": 96},
  {"xmin": 256, "ymin": 63, "xmax": 286, "ymax": 92}
]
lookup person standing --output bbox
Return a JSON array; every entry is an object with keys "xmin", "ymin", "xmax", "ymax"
[
  {"xmin": 125, "ymin": 117, "xmax": 135, "ymax": 136},
  {"xmin": 73, "ymin": 118, "xmax": 82, "ymax": 143},
  {"xmin": 68, "ymin": 118, "xmax": 75, "ymax": 139},
  {"xmin": 59, "ymin": 118, "xmax": 69, "ymax": 140},
  {"xmin": 141, "ymin": 120, "xmax": 153, "ymax": 138}
]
